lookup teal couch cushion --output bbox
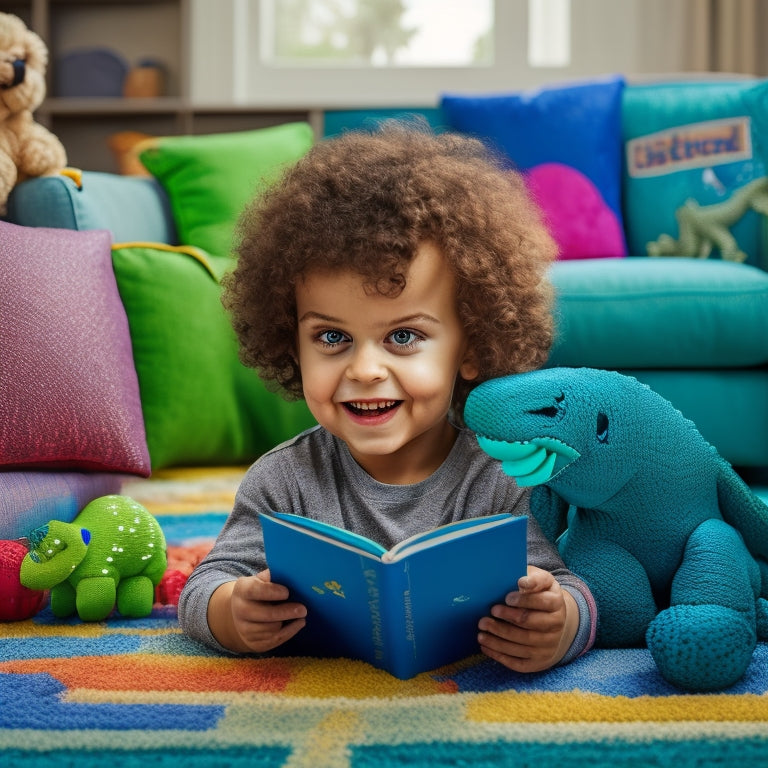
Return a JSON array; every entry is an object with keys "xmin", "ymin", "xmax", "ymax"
[
  {"xmin": 6, "ymin": 172, "xmax": 177, "ymax": 244},
  {"xmin": 548, "ymin": 258, "xmax": 768, "ymax": 369},
  {"xmin": 323, "ymin": 108, "xmax": 447, "ymax": 137}
]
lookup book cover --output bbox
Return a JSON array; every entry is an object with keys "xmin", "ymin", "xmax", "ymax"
[{"xmin": 260, "ymin": 510, "xmax": 527, "ymax": 679}]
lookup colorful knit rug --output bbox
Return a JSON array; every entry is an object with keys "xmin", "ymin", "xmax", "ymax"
[{"xmin": 1, "ymin": 468, "xmax": 767, "ymax": 767}]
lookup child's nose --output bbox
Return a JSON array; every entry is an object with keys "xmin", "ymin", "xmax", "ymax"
[{"xmin": 345, "ymin": 342, "xmax": 388, "ymax": 382}]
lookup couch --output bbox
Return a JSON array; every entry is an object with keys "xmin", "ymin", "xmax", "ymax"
[{"xmin": 3, "ymin": 78, "xmax": 768, "ymax": 541}]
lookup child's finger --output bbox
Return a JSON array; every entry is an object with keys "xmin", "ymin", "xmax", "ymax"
[
  {"xmin": 517, "ymin": 565, "xmax": 555, "ymax": 593},
  {"xmin": 238, "ymin": 572, "xmax": 291, "ymax": 602}
]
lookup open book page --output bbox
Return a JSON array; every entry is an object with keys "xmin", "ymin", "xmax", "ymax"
[
  {"xmin": 381, "ymin": 512, "xmax": 517, "ymax": 562},
  {"xmin": 265, "ymin": 511, "xmax": 387, "ymax": 558}
]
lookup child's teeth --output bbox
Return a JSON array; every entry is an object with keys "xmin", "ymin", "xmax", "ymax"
[{"xmin": 351, "ymin": 401, "xmax": 395, "ymax": 411}]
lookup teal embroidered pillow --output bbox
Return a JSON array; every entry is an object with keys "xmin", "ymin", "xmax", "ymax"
[{"xmin": 622, "ymin": 79, "xmax": 768, "ymax": 266}]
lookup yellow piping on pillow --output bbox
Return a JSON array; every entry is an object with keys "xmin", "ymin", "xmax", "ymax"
[{"xmin": 111, "ymin": 242, "xmax": 225, "ymax": 282}]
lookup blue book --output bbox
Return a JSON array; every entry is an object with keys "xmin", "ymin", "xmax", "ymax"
[{"xmin": 259, "ymin": 510, "xmax": 527, "ymax": 679}]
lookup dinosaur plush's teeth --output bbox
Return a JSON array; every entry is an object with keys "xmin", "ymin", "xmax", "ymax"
[
  {"xmin": 476, "ymin": 437, "xmax": 537, "ymax": 461},
  {"xmin": 475, "ymin": 435, "xmax": 580, "ymax": 486},
  {"xmin": 511, "ymin": 451, "xmax": 558, "ymax": 487},
  {"xmin": 501, "ymin": 445, "xmax": 548, "ymax": 476}
]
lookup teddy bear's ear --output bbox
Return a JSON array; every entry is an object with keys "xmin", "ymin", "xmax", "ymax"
[{"xmin": 23, "ymin": 27, "xmax": 48, "ymax": 72}]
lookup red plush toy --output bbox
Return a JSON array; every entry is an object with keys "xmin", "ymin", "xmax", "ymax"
[{"xmin": 0, "ymin": 539, "xmax": 46, "ymax": 620}]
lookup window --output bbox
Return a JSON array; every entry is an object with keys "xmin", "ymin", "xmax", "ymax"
[
  {"xmin": 263, "ymin": 0, "xmax": 493, "ymax": 68},
  {"xmin": 528, "ymin": 0, "xmax": 570, "ymax": 68},
  {"xmin": 189, "ymin": 0, "xmax": 688, "ymax": 107}
]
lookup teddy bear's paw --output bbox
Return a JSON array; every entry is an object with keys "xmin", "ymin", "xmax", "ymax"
[{"xmin": 647, "ymin": 604, "xmax": 756, "ymax": 691}]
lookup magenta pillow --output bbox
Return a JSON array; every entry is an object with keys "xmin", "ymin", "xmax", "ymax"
[
  {"xmin": 525, "ymin": 163, "xmax": 626, "ymax": 260},
  {"xmin": 0, "ymin": 221, "xmax": 150, "ymax": 475}
]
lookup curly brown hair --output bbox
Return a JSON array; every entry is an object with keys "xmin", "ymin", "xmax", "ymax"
[{"xmin": 223, "ymin": 122, "xmax": 557, "ymax": 417}]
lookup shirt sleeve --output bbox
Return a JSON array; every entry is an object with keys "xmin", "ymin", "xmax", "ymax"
[{"xmin": 177, "ymin": 455, "xmax": 289, "ymax": 653}]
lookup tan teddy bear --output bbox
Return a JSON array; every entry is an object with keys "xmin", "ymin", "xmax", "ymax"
[{"xmin": 0, "ymin": 12, "xmax": 66, "ymax": 212}]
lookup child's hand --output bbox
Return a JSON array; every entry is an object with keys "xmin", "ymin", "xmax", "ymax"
[
  {"xmin": 209, "ymin": 569, "xmax": 307, "ymax": 654},
  {"xmin": 477, "ymin": 566, "xmax": 578, "ymax": 673}
]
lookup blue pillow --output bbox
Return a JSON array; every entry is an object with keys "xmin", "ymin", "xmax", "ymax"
[
  {"xmin": 622, "ymin": 79, "xmax": 768, "ymax": 266},
  {"xmin": 441, "ymin": 76, "xmax": 626, "ymax": 258}
]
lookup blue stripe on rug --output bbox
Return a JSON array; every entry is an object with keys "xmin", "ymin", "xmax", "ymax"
[
  {"xmin": 154, "ymin": 512, "xmax": 229, "ymax": 545},
  {"xmin": 0, "ymin": 633, "xmax": 142, "ymax": 660},
  {"xmin": 0, "ymin": 672, "xmax": 224, "ymax": 732},
  {"xmin": 442, "ymin": 643, "xmax": 768, "ymax": 696}
]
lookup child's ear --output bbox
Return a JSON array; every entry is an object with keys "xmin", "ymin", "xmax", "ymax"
[{"xmin": 459, "ymin": 351, "xmax": 479, "ymax": 382}]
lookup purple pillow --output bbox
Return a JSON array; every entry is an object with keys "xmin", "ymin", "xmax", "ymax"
[
  {"xmin": 0, "ymin": 221, "xmax": 150, "ymax": 475},
  {"xmin": 0, "ymin": 470, "xmax": 124, "ymax": 540}
]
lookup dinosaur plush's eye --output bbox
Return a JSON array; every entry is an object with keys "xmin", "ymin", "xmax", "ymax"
[
  {"xmin": 529, "ymin": 392, "xmax": 565, "ymax": 419},
  {"xmin": 597, "ymin": 412, "xmax": 609, "ymax": 443},
  {"xmin": 530, "ymin": 406, "xmax": 559, "ymax": 417}
]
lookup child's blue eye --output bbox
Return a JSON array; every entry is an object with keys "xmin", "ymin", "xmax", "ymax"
[
  {"xmin": 389, "ymin": 329, "xmax": 419, "ymax": 347},
  {"xmin": 319, "ymin": 330, "xmax": 348, "ymax": 346}
]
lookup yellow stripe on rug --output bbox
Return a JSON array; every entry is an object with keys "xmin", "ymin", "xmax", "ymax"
[{"xmin": 468, "ymin": 690, "xmax": 768, "ymax": 723}]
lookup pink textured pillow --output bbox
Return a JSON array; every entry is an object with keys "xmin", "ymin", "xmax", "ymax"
[
  {"xmin": 526, "ymin": 163, "xmax": 626, "ymax": 260},
  {"xmin": 0, "ymin": 221, "xmax": 150, "ymax": 475}
]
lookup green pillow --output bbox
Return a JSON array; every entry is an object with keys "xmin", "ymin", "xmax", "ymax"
[
  {"xmin": 137, "ymin": 122, "xmax": 314, "ymax": 256},
  {"xmin": 112, "ymin": 242, "xmax": 316, "ymax": 470}
]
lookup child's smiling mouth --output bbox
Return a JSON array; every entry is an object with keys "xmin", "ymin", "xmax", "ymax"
[{"xmin": 343, "ymin": 400, "xmax": 402, "ymax": 419}]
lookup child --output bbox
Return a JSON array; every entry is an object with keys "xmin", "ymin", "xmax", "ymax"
[{"xmin": 179, "ymin": 124, "xmax": 597, "ymax": 673}]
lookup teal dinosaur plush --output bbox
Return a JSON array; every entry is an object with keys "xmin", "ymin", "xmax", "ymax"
[
  {"xmin": 20, "ymin": 495, "xmax": 167, "ymax": 621},
  {"xmin": 464, "ymin": 367, "xmax": 768, "ymax": 691}
]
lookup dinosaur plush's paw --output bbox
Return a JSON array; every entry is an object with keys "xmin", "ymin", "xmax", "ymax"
[{"xmin": 647, "ymin": 604, "xmax": 756, "ymax": 691}]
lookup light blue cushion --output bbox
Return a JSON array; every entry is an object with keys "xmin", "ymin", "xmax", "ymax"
[{"xmin": 6, "ymin": 172, "xmax": 177, "ymax": 244}]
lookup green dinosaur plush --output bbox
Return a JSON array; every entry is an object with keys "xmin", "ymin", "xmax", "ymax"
[
  {"xmin": 464, "ymin": 367, "xmax": 768, "ymax": 691},
  {"xmin": 20, "ymin": 495, "xmax": 167, "ymax": 621}
]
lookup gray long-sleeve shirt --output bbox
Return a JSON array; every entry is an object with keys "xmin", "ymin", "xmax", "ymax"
[{"xmin": 178, "ymin": 426, "xmax": 597, "ymax": 663}]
